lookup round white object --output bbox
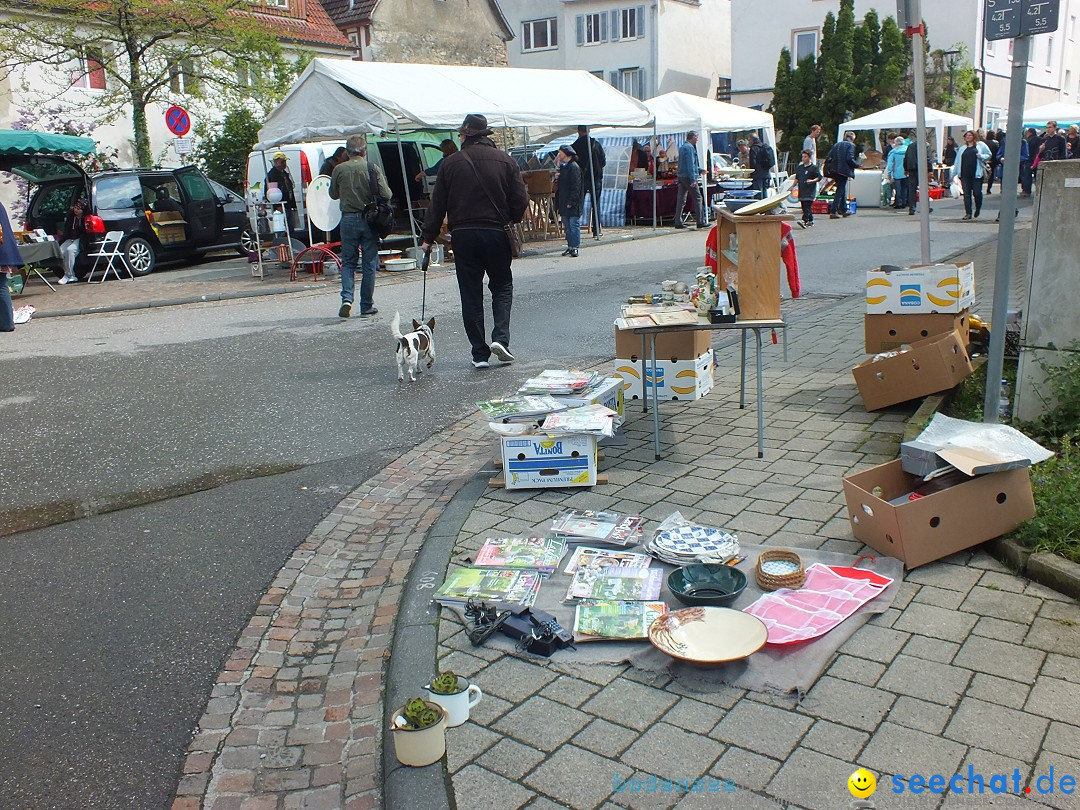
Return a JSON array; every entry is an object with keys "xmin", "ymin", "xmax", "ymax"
[{"xmin": 306, "ymin": 175, "xmax": 341, "ymax": 232}]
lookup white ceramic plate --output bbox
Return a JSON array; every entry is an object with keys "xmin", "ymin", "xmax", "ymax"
[
  {"xmin": 305, "ymin": 175, "xmax": 341, "ymax": 232},
  {"xmin": 648, "ymin": 607, "xmax": 768, "ymax": 664}
]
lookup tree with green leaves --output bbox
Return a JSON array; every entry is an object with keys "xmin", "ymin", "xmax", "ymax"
[
  {"xmin": 194, "ymin": 108, "xmax": 261, "ymax": 192},
  {"xmin": 0, "ymin": 0, "xmax": 289, "ymax": 166}
]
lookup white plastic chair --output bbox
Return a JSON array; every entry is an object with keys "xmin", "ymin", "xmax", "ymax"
[{"xmin": 85, "ymin": 231, "xmax": 134, "ymax": 283}]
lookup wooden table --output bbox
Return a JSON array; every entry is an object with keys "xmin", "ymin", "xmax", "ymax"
[{"xmin": 632, "ymin": 318, "xmax": 788, "ymax": 460}]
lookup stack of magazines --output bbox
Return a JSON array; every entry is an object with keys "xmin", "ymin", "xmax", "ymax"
[
  {"xmin": 564, "ymin": 564, "xmax": 663, "ymax": 603},
  {"xmin": 540, "ymin": 404, "xmax": 618, "ymax": 438},
  {"xmin": 477, "ymin": 396, "xmax": 567, "ymax": 424},
  {"xmin": 573, "ymin": 600, "xmax": 668, "ymax": 643},
  {"xmin": 518, "ymin": 370, "xmax": 601, "ymax": 396},
  {"xmin": 551, "ymin": 510, "xmax": 646, "ymax": 547},
  {"xmin": 472, "ymin": 536, "xmax": 567, "ymax": 575},
  {"xmin": 432, "ymin": 567, "xmax": 542, "ymax": 607}
]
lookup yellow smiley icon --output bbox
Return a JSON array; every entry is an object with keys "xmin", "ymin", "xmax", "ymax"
[{"xmin": 848, "ymin": 768, "xmax": 876, "ymax": 798}]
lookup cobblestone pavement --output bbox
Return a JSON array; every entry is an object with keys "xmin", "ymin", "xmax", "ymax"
[{"xmin": 175, "ymin": 222, "xmax": 1080, "ymax": 810}]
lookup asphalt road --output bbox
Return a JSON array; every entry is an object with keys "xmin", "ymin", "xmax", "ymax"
[{"xmin": 0, "ymin": 202, "xmax": 1010, "ymax": 809}]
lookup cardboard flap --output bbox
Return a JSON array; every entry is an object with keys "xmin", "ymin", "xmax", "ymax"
[{"xmin": 935, "ymin": 447, "xmax": 1031, "ymax": 477}]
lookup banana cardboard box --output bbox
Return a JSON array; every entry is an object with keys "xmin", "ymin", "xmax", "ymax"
[
  {"xmin": 866, "ymin": 262, "xmax": 975, "ymax": 314},
  {"xmin": 615, "ymin": 349, "xmax": 714, "ymax": 402},
  {"xmin": 500, "ymin": 435, "xmax": 598, "ymax": 490}
]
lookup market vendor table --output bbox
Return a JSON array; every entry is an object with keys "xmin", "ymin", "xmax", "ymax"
[
  {"xmin": 633, "ymin": 318, "xmax": 787, "ymax": 460},
  {"xmin": 627, "ymin": 182, "xmax": 721, "ymax": 224},
  {"xmin": 16, "ymin": 240, "xmax": 62, "ymax": 292}
]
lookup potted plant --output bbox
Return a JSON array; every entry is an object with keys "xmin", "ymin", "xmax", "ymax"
[
  {"xmin": 389, "ymin": 697, "xmax": 447, "ymax": 767},
  {"xmin": 423, "ymin": 669, "xmax": 483, "ymax": 728}
]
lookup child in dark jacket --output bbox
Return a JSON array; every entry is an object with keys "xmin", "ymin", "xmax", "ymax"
[{"xmin": 794, "ymin": 150, "xmax": 822, "ymax": 227}]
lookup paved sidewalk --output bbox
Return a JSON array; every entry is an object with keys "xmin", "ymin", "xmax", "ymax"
[{"xmin": 176, "ymin": 222, "xmax": 1080, "ymax": 810}]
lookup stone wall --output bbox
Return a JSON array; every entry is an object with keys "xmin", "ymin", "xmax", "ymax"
[{"xmin": 370, "ymin": 0, "xmax": 509, "ymax": 66}]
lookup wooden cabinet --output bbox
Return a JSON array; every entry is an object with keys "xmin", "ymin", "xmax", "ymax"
[{"xmin": 715, "ymin": 208, "xmax": 792, "ymax": 321}]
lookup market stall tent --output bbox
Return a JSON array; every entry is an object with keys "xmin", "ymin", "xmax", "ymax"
[
  {"xmin": 0, "ymin": 129, "xmax": 96, "ymax": 156},
  {"xmin": 839, "ymin": 102, "xmax": 973, "ymax": 158},
  {"xmin": 1023, "ymin": 101, "xmax": 1080, "ymax": 127},
  {"xmin": 255, "ymin": 58, "xmax": 653, "ymax": 148}
]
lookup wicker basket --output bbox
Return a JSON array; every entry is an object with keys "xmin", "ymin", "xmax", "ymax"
[{"xmin": 755, "ymin": 549, "xmax": 806, "ymax": 591}]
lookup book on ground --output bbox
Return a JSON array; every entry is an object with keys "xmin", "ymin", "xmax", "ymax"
[
  {"xmin": 573, "ymin": 600, "xmax": 668, "ymax": 642},
  {"xmin": 477, "ymin": 396, "xmax": 568, "ymax": 423},
  {"xmin": 551, "ymin": 510, "xmax": 645, "ymax": 546},
  {"xmin": 473, "ymin": 537, "xmax": 567, "ymax": 573},
  {"xmin": 564, "ymin": 546, "xmax": 653, "ymax": 575},
  {"xmin": 565, "ymin": 566, "xmax": 663, "ymax": 602},
  {"xmin": 433, "ymin": 567, "xmax": 542, "ymax": 606}
]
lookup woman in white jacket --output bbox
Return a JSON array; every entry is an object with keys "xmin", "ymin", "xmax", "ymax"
[{"xmin": 951, "ymin": 130, "xmax": 993, "ymax": 220}]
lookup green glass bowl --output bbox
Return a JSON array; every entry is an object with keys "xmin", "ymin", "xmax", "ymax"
[{"xmin": 668, "ymin": 564, "xmax": 747, "ymax": 607}]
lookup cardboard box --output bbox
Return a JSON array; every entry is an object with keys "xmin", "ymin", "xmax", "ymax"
[
  {"xmin": 500, "ymin": 434, "xmax": 597, "ymax": 490},
  {"xmin": 864, "ymin": 311, "xmax": 970, "ymax": 354},
  {"xmin": 552, "ymin": 376, "xmax": 624, "ymax": 418},
  {"xmin": 842, "ymin": 459, "xmax": 1035, "ymax": 568},
  {"xmin": 866, "ymin": 262, "xmax": 975, "ymax": 314},
  {"xmin": 152, "ymin": 211, "xmax": 188, "ymax": 244},
  {"xmin": 614, "ymin": 326, "xmax": 712, "ymax": 362},
  {"xmin": 615, "ymin": 349, "xmax": 714, "ymax": 401},
  {"xmin": 852, "ymin": 330, "xmax": 973, "ymax": 411}
]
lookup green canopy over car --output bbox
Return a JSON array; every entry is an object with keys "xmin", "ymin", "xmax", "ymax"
[{"xmin": 0, "ymin": 129, "xmax": 96, "ymax": 157}]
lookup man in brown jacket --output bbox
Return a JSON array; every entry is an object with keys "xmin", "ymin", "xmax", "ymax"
[{"xmin": 421, "ymin": 114, "xmax": 528, "ymax": 368}]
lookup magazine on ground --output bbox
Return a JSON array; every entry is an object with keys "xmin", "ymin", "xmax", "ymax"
[
  {"xmin": 540, "ymin": 404, "xmax": 618, "ymax": 437},
  {"xmin": 564, "ymin": 566, "xmax": 663, "ymax": 603},
  {"xmin": 563, "ymin": 546, "xmax": 653, "ymax": 575},
  {"xmin": 477, "ymin": 396, "xmax": 568, "ymax": 423},
  {"xmin": 551, "ymin": 510, "xmax": 646, "ymax": 546},
  {"xmin": 573, "ymin": 600, "xmax": 668, "ymax": 642},
  {"xmin": 433, "ymin": 567, "xmax": 542, "ymax": 606},
  {"xmin": 473, "ymin": 537, "xmax": 568, "ymax": 574}
]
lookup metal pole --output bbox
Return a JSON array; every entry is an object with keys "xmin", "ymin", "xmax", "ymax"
[
  {"xmin": 393, "ymin": 123, "xmax": 419, "ymax": 249},
  {"xmin": 909, "ymin": 3, "xmax": 932, "ymax": 264},
  {"xmin": 651, "ymin": 121, "xmax": 658, "ymax": 231},
  {"xmin": 982, "ymin": 34, "xmax": 1030, "ymax": 424}
]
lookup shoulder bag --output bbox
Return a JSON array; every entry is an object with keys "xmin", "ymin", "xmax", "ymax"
[
  {"xmin": 461, "ymin": 150, "xmax": 523, "ymax": 259},
  {"xmin": 363, "ymin": 162, "xmax": 395, "ymax": 239}
]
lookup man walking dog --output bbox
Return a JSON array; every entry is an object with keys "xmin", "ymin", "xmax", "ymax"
[{"xmin": 421, "ymin": 114, "xmax": 528, "ymax": 368}]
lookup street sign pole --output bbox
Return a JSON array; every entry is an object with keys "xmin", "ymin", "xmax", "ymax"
[
  {"xmin": 982, "ymin": 34, "xmax": 1030, "ymax": 423},
  {"xmin": 906, "ymin": 0, "xmax": 932, "ymax": 263}
]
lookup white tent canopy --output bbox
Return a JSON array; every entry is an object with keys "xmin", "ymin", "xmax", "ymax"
[
  {"xmin": 589, "ymin": 91, "xmax": 779, "ymax": 176},
  {"xmin": 256, "ymin": 59, "xmax": 653, "ymax": 149},
  {"xmin": 840, "ymin": 102, "xmax": 973, "ymax": 156},
  {"xmin": 1023, "ymin": 101, "xmax": 1080, "ymax": 126}
]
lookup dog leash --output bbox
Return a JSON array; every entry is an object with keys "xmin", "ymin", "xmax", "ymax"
[{"xmin": 420, "ymin": 244, "xmax": 431, "ymax": 320}]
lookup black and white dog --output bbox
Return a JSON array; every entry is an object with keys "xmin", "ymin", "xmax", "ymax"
[{"xmin": 391, "ymin": 311, "xmax": 436, "ymax": 382}]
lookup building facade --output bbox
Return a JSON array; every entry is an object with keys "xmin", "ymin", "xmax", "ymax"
[
  {"xmin": 0, "ymin": 1, "xmax": 354, "ymax": 169},
  {"xmin": 730, "ymin": 0, "xmax": 1080, "ymax": 129},
  {"xmin": 498, "ymin": 0, "xmax": 732, "ymax": 101},
  {"xmin": 319, "ymin": 0, "xmax": 513, "ymax": 66}
]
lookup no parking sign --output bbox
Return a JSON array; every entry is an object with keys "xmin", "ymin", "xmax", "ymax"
[{"xmin": 165, "ymin": 105, "xmax": 191, "ymax": 137}]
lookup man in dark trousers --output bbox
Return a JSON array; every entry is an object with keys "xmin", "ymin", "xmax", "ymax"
[
  {"xmin": 421, "ymin": 114, "xmax": 528, "ymax": 369},
  {"xmin": 827, "ymin": 131, "xmax": 859, "ymax": 219},
  {"xmin": 748, "ymin": 133, "xmax": 774, "ymax": 196},
  {"xmin": 571, "ymin": 126, "xmax": 606, "ymax": 239}
]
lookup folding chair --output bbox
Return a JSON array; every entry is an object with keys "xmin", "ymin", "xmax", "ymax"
[{"xmin": 85, "ymin": 231, "xmax": 134, "ymax": 283}]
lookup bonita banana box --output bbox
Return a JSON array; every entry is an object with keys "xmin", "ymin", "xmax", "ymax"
[
  {"xmin": 614, "ymin": 349, "xmax": 714, "ymax": 401},
  {"xmin": 500, "ymin": 434, "xmax": 598, "ymax": 490},
  {"xmin": 866, "ymin": 262, "xmax": 975, "ymax": 314}
]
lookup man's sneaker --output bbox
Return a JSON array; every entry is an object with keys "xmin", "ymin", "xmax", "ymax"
[
  {"xmin": 339, "ymin": 302, "xmax": 352, "ymax": 318},
  {"xmin": 797, "ymin": 221, "xmax": 806, "ymax": 229},
  {"xmin": 58, "ymin": 277, "xmax": 70, "ymax": 285},
  {"xmin": 490, "ymin": 341, "xmax": 515, "ymax": 362},
  {"xmin": 360, "ymin": 307, "xmax": 379, "ymax": 318},
  {"xmin": 472, "ymin": 360, "xmax": 490, "ymax": 369}
]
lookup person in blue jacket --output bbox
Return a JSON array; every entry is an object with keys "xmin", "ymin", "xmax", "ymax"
[
  {"xmin": 951, "ymin": 130, "xmax": 993, "ymax": 219},
  {"xmin": 885, "ymin": 136, "xmax": 908, "ymax": 209},
  {"xmin": 0, "ymin": 200, "xmax": 23, "ymax": 332}
]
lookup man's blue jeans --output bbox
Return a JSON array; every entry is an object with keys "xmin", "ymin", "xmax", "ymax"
[
  {"xmin": 340, "ymin": 212, "xmax": 379, "ymax": 311},
  {"xmin": 562, "ymin": 215, "xmax": 581, "ymax": 249}
]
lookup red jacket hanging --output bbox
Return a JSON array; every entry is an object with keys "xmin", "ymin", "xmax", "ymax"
[{"xmin": 704, "ymin": 222, "xmax": 801, "ymax": 298}]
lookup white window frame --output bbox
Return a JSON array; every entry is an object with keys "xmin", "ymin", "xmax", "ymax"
[
  {"xmin": 347, "ymin": 31, "xmax": 361, "ymax": 58},
  {"xmin": 69, "ymin": 52, "xmax": 106, "ymax": 91},
  {"xmin": 169, "ymin": 59, "xmax": 197, "ymax": 94},
  {"xmin": 618, "ymin": 67, "xmax": 643, "ymax": 100},
  {"xmin": 1070, "ymin": 15, "xmax": 1076, "ymax": 40},
  {"xmin": 1067, "ymin": 69, "xmax": 1073, "ymax": 95},
  {"xmin": 522, "ymin": 17, "xmax": 558, "ymax": 53},
  {"xmin": 584, "ymin": 12, "xmax": 605, "ymax": 45},
  {"xmin": 985, "ymin": 108, "xmax": 1002, "ymax": 131},
  {"xmin": 265, "ymin": 0, "xmax": 288, "ymax": 8},
  {"xmin": 986, "ymin": 38, "xmax": 995, "ymax": 55},
  {"xmin": 792, "ymin": 29, "xmax": 818, "ymax": 66},
  {"xmin": 1046, "ymin": 36, "xmax": 1054, "ymax": 70},
  {"xmin": 618, "ymin": 7, "xmax": 645, "ymax": 40}
]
